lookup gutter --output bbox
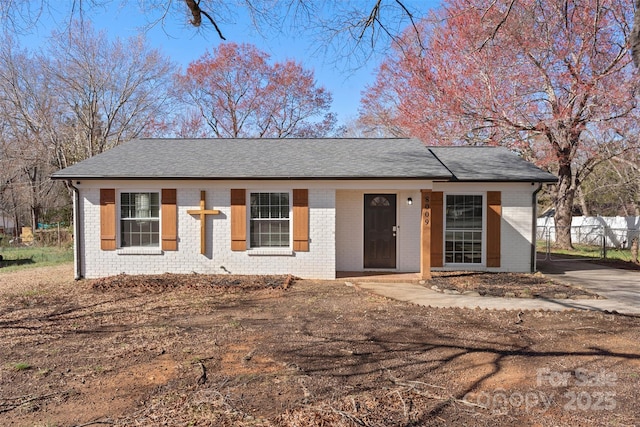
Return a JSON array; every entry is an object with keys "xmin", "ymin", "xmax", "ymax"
[
  {"xmin": 68, "ymin": 180, "xmax": 83, "ymax": 280},
  {"xmin": 52, "ymin": 175, "xmax": 455, "ymax": 181},
  {"xmin": 531, "ymin": 183, "xmax": 543, "ymax": 273}
]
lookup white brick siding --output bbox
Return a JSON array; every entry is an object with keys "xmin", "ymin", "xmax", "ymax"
[
  {"xmin": 335, "ymin": 190, "xmax": 362, "ymax": 271},
  {"xmin": 500, "ymin": 186, "xmax": 536, "ymax": 272},
  {"xmin": 78, "ymin": 181, "xmax": 335, "ymax": 279},
  {"xmin": 433, "ymin": 182, "xmax": 537, "ymax": 273},
  {"xmin": 76, "ymin": 180, "xmax": 536, "ymax": 279},
  {"xmin": 397, "ymin": 190, "xmax": 422, "ymax": 272}
]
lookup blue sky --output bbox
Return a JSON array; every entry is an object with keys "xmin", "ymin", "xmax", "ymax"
[{"xmin": 20, "ymin": 1, "xmax": 441, "ymax": 126}]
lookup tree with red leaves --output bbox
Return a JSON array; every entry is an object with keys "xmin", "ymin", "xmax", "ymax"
[
  {"xmin": 361, "ymin": 0, "xmax": 640, "ymax": 249},
  {"xmin": 172, "ymin": 42, "xmax": 336, "ymax": 138}
]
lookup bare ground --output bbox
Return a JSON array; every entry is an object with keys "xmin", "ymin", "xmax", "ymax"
[
  {"xmin": 0, "ymin": 265, "xmax": 639, "ymax": 426},
  {"xmin": 429, "ymin": 271, "xmax": 603, "ymax": 299}
]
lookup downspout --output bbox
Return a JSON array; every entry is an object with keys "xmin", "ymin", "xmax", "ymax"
[
  {"xmin": 68, "ymin": 180, "xmax": 83, "ymax": 280},
  {"xmin": 531, "ymin": 183, "xmax": 543, "ymax": 273}
]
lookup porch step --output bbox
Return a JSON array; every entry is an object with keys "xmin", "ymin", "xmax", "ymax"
[{"xmin": 336, "ymin": 272, "xmax": 423, "ymax": 283}]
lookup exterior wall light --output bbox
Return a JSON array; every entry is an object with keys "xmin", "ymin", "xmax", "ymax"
[{"xmin": 407, "ymin": 197, "xmax": 413, "ymax": 205}]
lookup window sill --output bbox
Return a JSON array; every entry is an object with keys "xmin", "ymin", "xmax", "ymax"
[
  {"xmin": 440, "ymin": 264, "xmax": 486, "ymax": 271},
  {"xmin": 247, "ymin": 248, "xmax": 294, "ymax": 256},
  {"xmin": 116, "ymin": 247, "xmax": 163, "ymax": 255},
  {"xmin": 444, "ymin": 262, "xmax": 484, "ymax": 266}
]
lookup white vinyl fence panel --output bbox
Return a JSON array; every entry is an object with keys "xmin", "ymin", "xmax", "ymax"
[{"xmin": 537, "ymin": 216, "xmax": 640, "ymax": 249}]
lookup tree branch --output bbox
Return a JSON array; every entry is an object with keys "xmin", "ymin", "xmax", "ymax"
[
  {"xmin": 632, "ymin": 0, "xmax": 640, "ymax": 67},
  {"xmin": 479, "ymin": 0, "xmax": 516, "ymax": 50},
  {"xmin": 184, "ymin": 0, "xmax": 226, "ymax": 40}
]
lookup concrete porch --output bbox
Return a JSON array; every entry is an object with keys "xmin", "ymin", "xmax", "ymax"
[{"xmin": 336, "ymin": 271, "xmax": 422, "ymax": 283}]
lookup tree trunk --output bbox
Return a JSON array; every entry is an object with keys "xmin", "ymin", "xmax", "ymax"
[
  {"xmin": 577, "ymin": 186, "xmax": 590, "ymax": 216},
  {"xmin": 553, "ymin": 163, "xmax": 575, "ymax": 249},
  {"xmin": 13, "ymin": 211, "xmax": 19, "ymax": 238},
  {"xmin": 31, "ymin": 205, "xmax": 39, "ymax": 234},
  {"xmin": 9, "ymin": 184, "xmax": 20, "ymax": 238},
  {"xmin": 631, "ymin": 236, "xmax": 638, "ymax": 264}
]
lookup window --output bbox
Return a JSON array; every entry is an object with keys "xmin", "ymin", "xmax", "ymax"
[
  {"xmin": 250, "ymin": 192, "xmax": 290, "ymax": 248},
  {"xmin": 369, "ymin": 195, "xmax": 391, "ymax": 206},
  {"xmin": 445, "ymin": 195, "xmax": 483, "ymax": 264},
  {"xmin": 120, "ymin": 192, "xmax": 160, "ymax": 247}
]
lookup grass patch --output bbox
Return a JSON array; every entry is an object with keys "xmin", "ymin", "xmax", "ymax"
[
  {"xmin": 21, "ymin": 288, "xmax": 46, "ymax": 297},
  {"xmin": 13, "ymin": 362, "xmax": 31, "ymax": 371},
  {"xmin": 0, "ymin": 246, "xmax": 73, "ymax": 272},
  {"xmin": 601, "ymin": 247, "xmax": 637, "ymax": 262}
]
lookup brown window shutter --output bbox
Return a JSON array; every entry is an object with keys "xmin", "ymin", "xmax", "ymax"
[
  {"xmin": 230, "ymin": 189, "xmax": 246, "ymax": 251},
  {"xmin": 430, "ymin": 192, "xmax": 444, "ymax": 267},
  {"xmin": 293, "ymin": 189, "xmax": 309, "ymax": 251},
  {"xmin": 486, "ymin": 191, "xmax": 502, "ymax": 267},
  {"xmin": 161, "ymin": 189, "xmax": 178, "ymax": 251},
  {"xmin": 100, "ymin": 189, "xmax": 116, "ymax": 251}
]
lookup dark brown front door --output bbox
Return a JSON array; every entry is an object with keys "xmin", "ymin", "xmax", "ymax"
[{"xmin": 364, "ymin": 194, "xmax": 397, "ymax": 269}]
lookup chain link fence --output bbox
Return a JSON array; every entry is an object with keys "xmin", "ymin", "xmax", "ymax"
[{"xmin": 537, "ymin": 225, "xmax": 640, "ymax": 262}]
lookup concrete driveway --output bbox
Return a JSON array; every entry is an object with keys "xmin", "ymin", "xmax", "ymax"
[
  {"xmin": 537, "ymin": 259, "xmax": 640, "ymax": 310},
  {"xmin": 354, "ymin": 260, "xmax": 640, "ymax": 314}
]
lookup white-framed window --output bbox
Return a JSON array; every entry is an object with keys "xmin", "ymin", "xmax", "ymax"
[
  {"xmin": 120, "ymin": 192, "xmax": 160, "ymax": 247},
  {"xmin": 249, "ymin": 192, "xmax": 291, "ymax": 248},
  {"xmin": 445, "ymin": 194, "xmax": 483, "ymax": 264}
]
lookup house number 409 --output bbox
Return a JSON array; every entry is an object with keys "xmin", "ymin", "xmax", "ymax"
[{"xmin": 424, "ymin": 195, "xmax": 430, "ymax": 224}]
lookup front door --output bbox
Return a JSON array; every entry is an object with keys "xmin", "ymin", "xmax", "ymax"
[{"xmin": 364, "ymin": 194, "xmax": 397, "ymax": 269}]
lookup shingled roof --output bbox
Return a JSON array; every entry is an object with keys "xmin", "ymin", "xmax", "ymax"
[
  {"xmin": 428, "ymin": 146, "xmax": 557, "ymax": 182},
  {"xmin": 52, "ymin": 138, "xmax": 557, "ymax": 182}
]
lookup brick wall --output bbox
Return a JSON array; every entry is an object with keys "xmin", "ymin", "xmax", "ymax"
[
  {"xmin": 335, "ymin": 190, "xmax": 361, "ymax": 271},
  {"xmin": 433, "ymin": 182, "xmax": 536, "ymax": 273},
  {"xmin": 500, "ymin": 187, "xmax": 535, "ymax": 272},
  {"xmin": 78, "ymin": 182, "xmax": 336, "ymax": 279},
  {"xmin": 77, "ymin": 180, "xmax": 537, "ymax": 278}
]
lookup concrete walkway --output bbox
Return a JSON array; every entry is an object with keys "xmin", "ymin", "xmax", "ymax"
[{"xmin": 354, "ymin": 260, "xmax": 640, "ymax": 314}]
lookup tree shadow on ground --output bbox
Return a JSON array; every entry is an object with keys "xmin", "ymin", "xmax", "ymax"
[
  {"xmin": 0, "ymin": 257, "xmax": 35, "ymax": 267},
  {"xmin": 2, "ymin": 278, "xmax": 639, "ymax": 426}
]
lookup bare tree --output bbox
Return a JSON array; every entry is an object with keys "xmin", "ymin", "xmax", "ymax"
[
  {"xmin": 47, "ymin": 22, "xmax": 176, "ymax": 161},
  {"xmin": 581, "ymin": 152, "xmax": 640, "ymax": 216},
  {"xmin": 0, "ymin": 26, "xmax": 176, "ymax": 232},
  {"xmin": 0, "ymin": 38, "xmax": 60, "ymax": 231},
  {"xmin": 0, "ymin": 1, "xmax": 426, "ymax": 67}
]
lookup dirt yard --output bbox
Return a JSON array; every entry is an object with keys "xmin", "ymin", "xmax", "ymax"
[
  {"xmin": 0, "ymin": 265, "xmax": 639, "ymax": 426},
  {"xmin": 429, "ymin": 271, "xmax": 602, "ymax": 299}
]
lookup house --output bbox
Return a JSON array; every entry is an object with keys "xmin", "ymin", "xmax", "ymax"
[{"xmin": 52, "ymin": 138, "xmax": 557, "ymax": 280}]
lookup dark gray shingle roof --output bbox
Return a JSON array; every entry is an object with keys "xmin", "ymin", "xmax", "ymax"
[
  {"xmin": 428, "ymin": 146, "xmax": 557, "ymax": 182},
  {"xmin": 51, "ymin": 138, "xmax": 556, "ymax": 182}
]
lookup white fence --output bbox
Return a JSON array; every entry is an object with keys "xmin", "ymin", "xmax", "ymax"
[{"xmin": 537, "ymin": 216, "xmax": 640, "ymax": 249}]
